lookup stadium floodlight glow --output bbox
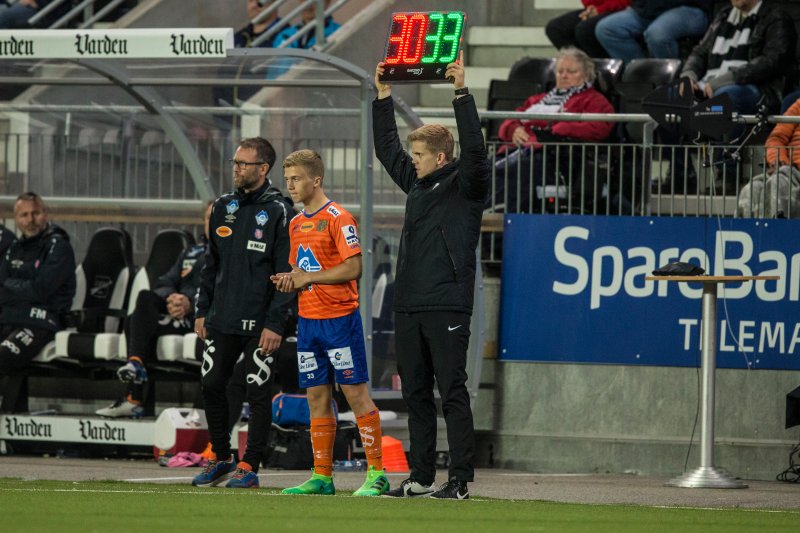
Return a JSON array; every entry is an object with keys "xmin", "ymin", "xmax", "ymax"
[{"xmin": 379, "ymin": 11, "xmax": 465, "ymax": 83}]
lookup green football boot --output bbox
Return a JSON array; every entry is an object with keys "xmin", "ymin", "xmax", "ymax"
[
  {"xmin": 281, "ymin": 469, "xmax": 336, "ymax": 495},
  {"xmin": 353, "ymin": 466, "xmax": 390, "ymax": 497}
]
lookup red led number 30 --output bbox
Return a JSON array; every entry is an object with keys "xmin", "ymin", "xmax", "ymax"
[{"xmin": 385, "ymin": 12, "xmax": 464, "ymax": 65}]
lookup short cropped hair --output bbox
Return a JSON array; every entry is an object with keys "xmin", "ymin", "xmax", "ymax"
[
  {"xmin": 557, "ymin": 47, "xmax": 596, "ymax": 85},
  {"xmin": 239, "ymin": 137, "xmax": 277, "ymax": 170},
  {"xmin": 283, "ymin": 149, "xmax": 325, "ymax": 179},
  {"xmin": 407, "ymin": 124, "xmax": 454, "ymax": 162},
  {"xmin": 15, "ymin": 191, "xmax": 46, "ymax": 211}
]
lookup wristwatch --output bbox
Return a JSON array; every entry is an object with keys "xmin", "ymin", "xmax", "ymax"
[{"xmin": 454, "ymin": 86, "xmax": 469, "ymax": 96}]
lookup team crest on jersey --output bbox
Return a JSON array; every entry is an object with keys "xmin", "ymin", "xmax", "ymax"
[
  {"xmin": 216, "ymin": 226, "xmax": 232, "ymax": 238},
  {"xmin": 297, "ymin": 245, "xmax": 322, "ymax": 272},
  {"xmin": 341, "ymin": 225, "xmax": 359, "ymax": 247},
  {"xmin": 254, "ymin": 228, "xmax": 263, "ymax": 240},
  {"xmin": 326, "ymin": 204, "xmax": 341, "ymax": 218},
  {"xmin": 300, "ymin": 221, "xmax": 315, "ymax": 233},
  {"xmin": 181, "ymin": 258, "xmax": 197, "ymax": 277},
  {"xmin": 226, "ymin": 200, "xmax": 239, "ymax": 214},
  {"xmin": 316, "ymin": 220, "xmax": 328, "ymax": 231},
  {"xmin": 255, "ymin": 210, "xmax": 268, "ymax": 226}
]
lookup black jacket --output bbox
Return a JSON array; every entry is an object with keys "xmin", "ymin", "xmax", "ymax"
[
  {"xmin": 373, "ymin": 94, "xmax": 490, "ymax": 314},
  {"xmin": 0, "ymin": 223, "xmax": 15, "ymax": 259},
  {"xmin": 682, "ymin": 2, "xmax": 797, "ymax": 111},
  {"xmin": 196, "ymin": 181, "xmax": 295, "ymax": 336},
  {"xmin": 153, "ymin": 241, "xmax": 207, "ymax": 318},
  {"xmin": 0, "ymin": 223, "xmax": 76, "ymax": 331}
]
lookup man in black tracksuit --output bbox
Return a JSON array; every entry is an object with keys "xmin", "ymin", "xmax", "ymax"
[
  {"xmin": 373, "ymin": 56, "xmax": 490, "ymax": 500},
  {"xmin": 192, "ymin": 137, "xmax": 295, "ymax": 489},
  {"xmin": 0, "ymin": 192, "xmax": 76, "ymax": 376}
]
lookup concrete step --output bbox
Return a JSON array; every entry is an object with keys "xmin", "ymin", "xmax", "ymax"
[{"xmin": 467, "ymin": 26, "xmax": 557, "ymax": 68}]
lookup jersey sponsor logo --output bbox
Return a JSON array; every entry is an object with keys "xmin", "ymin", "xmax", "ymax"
[
  {"xmin": 29, "ymin": 308, "xmax": 47, "ymax": 320},
  {"xmin": 328, "ymin": 346, "xmax": 354, "ymax": 370},
  {"xmin": 216, "ymin": 226, "xmax": 233, "ymax": 238},
  {"xmin": 297, "ymin": 245, "xmax": 322, "ymax": 272},
  {"xmin": 247, "ymin": 240, "xmax": 266, "ymax": 252},
  {"xmin": 342, "ymin": 225, "xmax": 359, "ymax": 247},
  {"xmin": 326, "ymin": 204, "xmax": 341, "ymax": 218},
  {"xmin": 255, "ymin": 210, "xmax": 268, "ymax": 226},
  {"xmin": 1, "ymin": 339, "xmax": 20, "ymax": 354},
  {"xmin": 298, "ymin": 351, "xmax": 318, "ymax": 372},
  {"xmin": 300, "ymin": 221, "xmax": 315, "ymax": 233},
  {"xmin": 316, "ymin": 220, "xmax": 328, "ymax": 231}
]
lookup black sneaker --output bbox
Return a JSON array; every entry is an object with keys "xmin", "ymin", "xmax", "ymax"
[
  {"xmin": 383, "ymin": 477, "xmax": 434, "ymax": 498},
  {"xmin": 430, "ymin": 478, "xmax": 469, "ymax": 500}
]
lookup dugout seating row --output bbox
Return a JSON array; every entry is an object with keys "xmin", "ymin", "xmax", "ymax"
[{"xmin": 0, "ymin": 226, "xmax": 199, "ymax": 413}]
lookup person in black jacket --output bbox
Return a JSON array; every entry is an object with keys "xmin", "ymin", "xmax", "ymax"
[
  {"xmin": 0, "ymin": 192, "xmax": 75, "ymax": 375},
  {"xmin": 0, "ymin": 223, "xmax": 15, "ymax": 259},
  {"xmin": 595, "ymin": 0, "xmax": 713, "ymax": 64},
  {"xmin": 681, "ymin": 0, "xmax": 796, "ymax": 115},
  {"xmin": 192, "ymin": 136, "xmax": 295, "ymax": 489},
  {"xmin": 96, "ymin": 201, "xmax": 214, "ymax": 419},
  {"xmin": 373, "ymin": 53, "xmax": 489, "ymax": 500}
]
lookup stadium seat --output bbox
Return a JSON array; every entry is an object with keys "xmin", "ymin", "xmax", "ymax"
[
  {"xmin": 508, "ymin": 56, "xmax": 557, "ymax": 87},
  {"xmin": 485, "ymin": 79, "xmax": 544, "ymax": 142},
  {"xmin": 54, "ymin": 227, "xmax": 134, "ymax": 361},
  {"xmin": 117, "ymin": 228, "xmax": 196, "ymax": 360},
  {"xmin": 592, "ymin": 58, "xmax": 623, "ymax": 99},
  {"xmin": 614, "ymin": 58, "xmax": 682, "ymax": 142}
]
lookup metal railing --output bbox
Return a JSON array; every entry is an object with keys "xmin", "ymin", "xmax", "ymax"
[
  {"xmin": 27, "ymin": 0, "xmax": 132, "ymax": 29},
  {"xmin": 250, "ymin": 0, "xmax": 349, "ymax": 50}
]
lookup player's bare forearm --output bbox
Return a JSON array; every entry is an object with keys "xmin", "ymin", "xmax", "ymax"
[{"xmin": 305, "ymin": 255, "xmax": 362, "ymax": 285}]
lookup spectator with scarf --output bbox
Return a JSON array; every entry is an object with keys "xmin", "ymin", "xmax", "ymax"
[
  {"xmin": 492, "ymin": 47, "xmax": 614, "ymax": 213},
  {"xmin": 681, "ymin": 0, "xmax": 796, "ymax": 115},
  {"xmin": 595, "ymin": 0, "xmax": 713, "ymax": 64}
]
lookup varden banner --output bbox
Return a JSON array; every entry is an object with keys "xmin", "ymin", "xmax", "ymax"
[
  {"xmin": 0, "ymin": 28, "xmax": 234, "ymax": 59},
  {"xmin": 500, "ymin": 215, "xmax": 800, "ymax": 370}
]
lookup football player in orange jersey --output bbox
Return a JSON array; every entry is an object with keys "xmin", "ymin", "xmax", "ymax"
[{"xmin": 272, "ymin": 149, "xmax": 389, "ymax": 497}]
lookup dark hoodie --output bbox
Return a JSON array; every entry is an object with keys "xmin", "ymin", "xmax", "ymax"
[
  {"xmin": 196, "ymin": 181, "xmax": 295, "ymax": 337},
  {"xmin": 0, "ymin": 223, "xmax": 76, "ymax": 331}
]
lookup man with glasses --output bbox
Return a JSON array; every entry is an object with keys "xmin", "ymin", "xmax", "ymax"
[{"xmin": 192, "ymin": 137, "xmax": 295, "ymax": 489}]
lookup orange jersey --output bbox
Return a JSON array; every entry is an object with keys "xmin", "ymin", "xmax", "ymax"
[{"xmin": 289, "ymin": 200, "xmax": 361, "ymax": 319}]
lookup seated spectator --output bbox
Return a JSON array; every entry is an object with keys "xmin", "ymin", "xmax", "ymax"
[
  {"xmin": 738, "ymin": 96, "xmax": 800, "ymax": 218},
  {"xmin": 681, "ymin": 0, "xmax": 796, "ymax": 116},
  {"xmin": 595, "ymin": 0, "xmax": 713, "ymax": 64},
  {"xmin": 0, "ymin": 0, "xmax": 53, "ymax": 29},
  {"xmin": 491, "ymin": 47, "xmax": 615, "ymax": 213},
  {"xmin": 546, "ymin": 0, "xmax": 630, "ymax": 59},
  {"xmin": 96, "ymin": 202, "xmax": 213, "ymax": 418},
  {"xmin": 0, "ymin": 192, "xmax": 76, "ymax": 375},
  {"xmin": 235, "ymin": 0, "xmax": 283, "ymax": 48},
  {"xmin": 274, "ymin": 0, "xmax": 340, "ymax": 49}
]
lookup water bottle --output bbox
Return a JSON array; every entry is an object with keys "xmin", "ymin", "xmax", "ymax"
[{"xmin": 333, "ymin": 459, "xmax": 366, "ymax": 472}]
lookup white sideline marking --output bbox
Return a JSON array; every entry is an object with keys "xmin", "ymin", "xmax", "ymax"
[
  {"xmin": 122, "ymin": 473, "xmax": 301, "ymax": 482},
  {"xmin": 498, "ymin": 473, "xmax": 591, "ymax": 477}
]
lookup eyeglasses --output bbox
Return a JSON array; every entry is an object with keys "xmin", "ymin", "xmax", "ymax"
[{"xmin": 230, "ymin": 159, "xmax": 265, "ymax": 169}]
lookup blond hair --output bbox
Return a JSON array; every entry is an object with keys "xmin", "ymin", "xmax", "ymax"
[
  {"xmin": 407, "ymin": 124, "xmax": 454, "ymax": 162},
  {"xmin": 283, "ymin": 149, "xmax": 325, "ymax": 179}
]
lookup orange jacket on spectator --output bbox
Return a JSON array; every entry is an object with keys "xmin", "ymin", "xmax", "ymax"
[
  {"xmin": 766, "ymin": 98, "xmax": 800, "ymax": 170},
  {"xmin": 497, "ymin": 88, "xmax": 615, "ymax": 150}
]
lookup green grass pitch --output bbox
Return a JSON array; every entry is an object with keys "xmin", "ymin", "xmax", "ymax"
[{"xmin": 1, "ymin": 478, "xmax": 798, "ymax": 532}]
